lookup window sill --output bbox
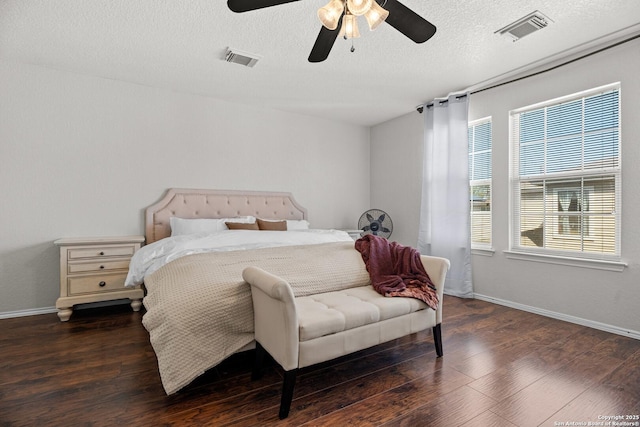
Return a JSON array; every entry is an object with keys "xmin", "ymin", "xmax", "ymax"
[
  {"xmin": 503, "ymin": 250, "xmax": 627, "ymax": 272},
  {"xmin": 471, "ymin": 247, "xmax": 495, "ymax": 257}
]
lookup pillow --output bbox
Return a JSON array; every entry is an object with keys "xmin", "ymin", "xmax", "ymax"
[
  {"xmin": 225, "ymin": 221, "xmax": 259, "ymax": 230},
  {"xmin": 257, "ymin": 218, "xmax": 287, "ymax": 231},
  {"xmin": 170, "ymin": 217, "xmax": 226, "ymax": 236},
  {"xmin": 286, "ymin": 219, "xmax": 310, "ymax": 230},
  {"xmin": 223, "ymin": 216, "xmax": 256, "ymax": 224},
  {"xmin": 169, "ymin": 216, "xmax": 257, "ymax": 236}
]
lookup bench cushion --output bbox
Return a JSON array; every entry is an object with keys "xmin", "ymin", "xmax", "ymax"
[{"xmin": 295, "ymin": 286, "xmax": 428, "ymax": 342}]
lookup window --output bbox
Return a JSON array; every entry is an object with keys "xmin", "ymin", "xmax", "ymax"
[
  {"xmin": 469, "ymin": 118, "xmax": 492, "ymax": 248},
  {"xmin": 510, "ymin": 84, "xmax": 621, "ymax": 259}
]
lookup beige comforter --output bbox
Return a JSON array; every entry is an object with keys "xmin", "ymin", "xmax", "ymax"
[{"xmin": 142, "ymin": 241, "xmax": 370, "ymax": 395}]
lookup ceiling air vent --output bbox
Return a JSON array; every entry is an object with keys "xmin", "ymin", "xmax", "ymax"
[
  {"xmin": 224, "ymin": 48, "xmax": 261, "ymax": 67},
  {"xmin": 495, "ymin": 11, "xmax": 552, "ymax": 41}
]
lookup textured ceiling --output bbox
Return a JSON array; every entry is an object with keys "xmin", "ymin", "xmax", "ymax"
[{"xmin": 1, "ymin": 0, "xmax": 639, "ymax": 126}]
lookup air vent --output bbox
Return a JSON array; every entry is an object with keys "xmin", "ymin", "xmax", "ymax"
[
  {"xmin": 495, "ymin": 11, "xmax": 552, "ymax": 41},
  {"xmin": 224, "ymin": 48, "xmax": 261, "ymax": 67}
]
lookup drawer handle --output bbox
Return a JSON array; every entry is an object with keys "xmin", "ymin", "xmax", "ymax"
[
  {"xmin": 99, "ymin": 251, "xmax": 105, "ymax": 256},
  {"xmin": 99, "ymin": 281, "xmax": 106, "ymax": 287}
]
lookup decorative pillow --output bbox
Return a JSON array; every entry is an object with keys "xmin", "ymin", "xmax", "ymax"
[
  {"xmin": 223, "ymin": 216, "xmax": 256, "ymax": 224},
  {"xmin": 257, "ymin": 218, "xmax": 288, "ymax": 231},
  {"xmin": 170, "ymin": 217, "xmax": 227, "ymax": 236},
  {"xmin": 286, "ymin": 219, "xmax": 310, "ymax": 230},
  {"xmin": 225, "ymin": 221, "xmax": 259, "ymax": 230}
]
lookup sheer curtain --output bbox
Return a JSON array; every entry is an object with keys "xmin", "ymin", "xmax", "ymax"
[{"xmin": 418, "ymin": 94, "xmax": 473, "ymax": 298}]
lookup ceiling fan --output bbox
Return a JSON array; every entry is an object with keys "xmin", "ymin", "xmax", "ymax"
[{"xmin": 227, "ymin": 0, "xmax": 437, "ymax": 63}]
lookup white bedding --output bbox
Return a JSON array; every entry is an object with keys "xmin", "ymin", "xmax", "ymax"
[{"xmin": 125, "ymin": 229, "xmax": 354, "ymax": 287}]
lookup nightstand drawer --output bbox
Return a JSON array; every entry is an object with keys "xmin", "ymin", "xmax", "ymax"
[
  {"xmin": 68, "ymin": 245, "xmax": 136, "ymax": 260},
  {"xmin": 68, "ymin": 259, "xmax": 131, "ymax": 274},
  {"xmin": 68, "ymin": 273, "xmax": 127, "ymax": 295}
]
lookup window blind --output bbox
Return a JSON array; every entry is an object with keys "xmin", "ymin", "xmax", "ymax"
[
  {"xmin": 510, "ymin": 84, "xmax": 621, "ymax": 259},
  {"xmin": 469, "ymin": 118, "xmax": 492, "ymax": 248}
]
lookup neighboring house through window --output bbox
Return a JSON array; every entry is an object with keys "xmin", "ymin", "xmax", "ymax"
[
  {"xmin": 468, "ymin": 118, "xmax": 492, "ymax": 249},
  {"xmin": 509, "ymin": 83, "xmax": 621, "ymax": 259}
]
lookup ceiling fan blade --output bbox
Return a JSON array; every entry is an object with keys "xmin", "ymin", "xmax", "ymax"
[
  {"xmin": 308, "ymin": 17, "xmax": 343, "ymax": 63},
  {"xmin": 383, "ymin": 0, "xmax": 436, "ymax": 43},
  {"xmin": 227, "ymin": 0, "xmax": 300, "ymax": 13}
]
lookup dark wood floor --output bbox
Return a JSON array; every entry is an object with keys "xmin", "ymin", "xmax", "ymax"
[{"xmin": 1, "ymin": 296, "xmax": 639, "ymax": 427}]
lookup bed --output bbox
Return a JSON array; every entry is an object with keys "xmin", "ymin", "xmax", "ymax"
[{"xmin": 127, "ymin": 189, "xmax": 369, "ymax": 395}]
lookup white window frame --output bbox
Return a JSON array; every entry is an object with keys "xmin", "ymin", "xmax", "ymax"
[{"xmin": 507, "ymin": 83, "xmax": 624, "ymax": 270}]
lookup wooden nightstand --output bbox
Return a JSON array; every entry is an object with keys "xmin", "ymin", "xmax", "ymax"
[{"xmin": 54, "ymin": 236, "xmax": 145, "ymax": 322}]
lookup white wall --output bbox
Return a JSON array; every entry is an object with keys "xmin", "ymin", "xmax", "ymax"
[
  {"xmin": 370, "ymin": 38, "xmax": 640, "ymax": 335},
  {"xmin": 370, "ymin": 112, "xmax": 424, "ymax": 247},
  {"xmin": 0, "ymin": 60, "xmax": 371, "ymax": 313}
]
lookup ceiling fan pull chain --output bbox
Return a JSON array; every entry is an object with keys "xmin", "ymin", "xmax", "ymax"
[{"xmin": 350, "ymin": 39, "xmax": 355, "ymax": 53}]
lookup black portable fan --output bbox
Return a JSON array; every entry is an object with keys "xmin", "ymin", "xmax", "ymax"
[{"xmin": 358, "ymin": 209, "xmax": 393, "ymax": 239}]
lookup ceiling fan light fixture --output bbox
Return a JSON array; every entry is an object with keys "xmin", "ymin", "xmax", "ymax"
[
  {"xmin": 346, "ymin": 0, "xmax": 373, "ymax": 16},
  {"xmin": 318, "ymin": 0, "xmax": 345, "ymax": 30},
  {"xmin": 339, "ymin": 12, "xmax": 361, "ymax": 39},
  {"xmin": 364, "ymin": 1, "xmax": 389, "ymax": 31}
]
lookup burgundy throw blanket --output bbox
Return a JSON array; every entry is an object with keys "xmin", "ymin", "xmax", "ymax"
[{"xmin": 355, "ymin": 234, "xmax": 438, "ymax": 310}]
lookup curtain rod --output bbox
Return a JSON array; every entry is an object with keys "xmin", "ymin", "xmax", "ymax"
[
  {"xmin": 423, "ymin": 94, "xmax": 467, "ymax": 110},
  {"xmin": 417, "ymin": 32, "xmax": 640, "ymax": 113},
  {"xmin": 470, "ymin": 32, "xmax": 640, "ymax": 96}
]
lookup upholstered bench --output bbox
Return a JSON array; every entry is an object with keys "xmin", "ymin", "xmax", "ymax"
[{"xmin": 242, "ymin": 254, "xmax": 450, "ymax": 419}]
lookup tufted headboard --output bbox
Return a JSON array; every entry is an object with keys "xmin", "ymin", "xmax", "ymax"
[{"xmin": 144, "ymin": 188, "xmax": 308, "ymax": 244}]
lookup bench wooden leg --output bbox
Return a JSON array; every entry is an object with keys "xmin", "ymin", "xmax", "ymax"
[
  {"xmin": 433, "ymin": 323, "xmax": 443, "ymax": 357},
  {"xmin": 279, "ymin": 369, "xmax": 297, "ymax": 419},
  {"xmin": 252, "ymin": 341, "xmax": 267, "ymax": 380}
]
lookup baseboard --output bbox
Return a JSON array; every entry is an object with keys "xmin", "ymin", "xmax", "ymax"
[
  {"xmin": 0, "ymin": 300, "xmax": 135, "ymax": 320},
  {"xmin": 474, "ymin": 293, "xmax": 640, "ymax": 340},
  {"xmin": 0, "ymin": 306, "xmax": 57, "ymax": 319}
]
